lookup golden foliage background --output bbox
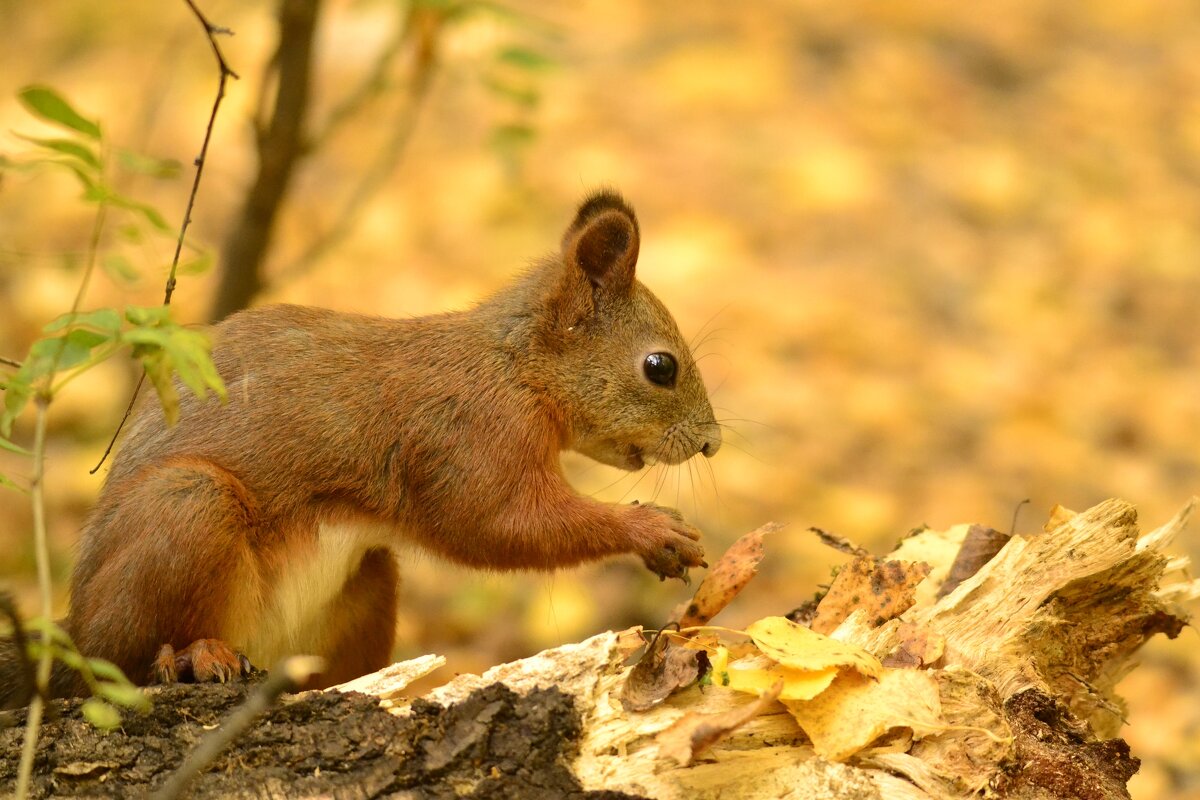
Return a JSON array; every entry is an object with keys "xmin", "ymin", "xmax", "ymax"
[{"xmin": 1, "ymin": 1, "xmax": 1198, "ymax": 795}]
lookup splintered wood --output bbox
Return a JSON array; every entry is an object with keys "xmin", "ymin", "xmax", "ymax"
[{"xmin": 333, "ymin": 498, "xmax": 1198, "ymax": 800}]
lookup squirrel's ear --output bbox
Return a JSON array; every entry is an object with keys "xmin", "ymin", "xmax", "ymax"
[{"xmin": 562, "ymin": 191, "xmax": 640, "ymax": 296}]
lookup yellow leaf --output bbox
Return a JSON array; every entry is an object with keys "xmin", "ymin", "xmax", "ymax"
[
  {"xmin": 745, "ymin": 616, "xmax": 883, "ymax": 678},
  {"xmin": 711, "ymin": 646, "xmax": 839, "ymax": 701},
  {"xmin": 784, "ymin": 669, "xmax": 944, "ymax": 762}
]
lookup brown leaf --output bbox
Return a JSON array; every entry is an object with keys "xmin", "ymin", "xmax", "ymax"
[
  {"xmin": 936, "ymin": 524, "xmax": 1011, "ymax": 599},
  {"xmin": 675, "ymin": 522, "xmax": 781, "ymax": 628},
  {"xmin": 656, "ymin": 681, "xmax": 783, "ymax": 766},
  {"xmin": 811, "ymin": 555, "xmax": 931, "ymax": 635},
  {"xmin": 881, "ymin": 621, "xmax": 946, "ymax": 668},
  {"xmin": 621, "ymin": 629, "xmax": 702, "ymax": 712}
]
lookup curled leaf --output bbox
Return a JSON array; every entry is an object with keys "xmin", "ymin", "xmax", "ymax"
[
  {"xmin": 677, "ymin": 522, "xmax": 780, "ymax": 628},
  {"xmin": 621, "ymin": 628, "xmax": 702, "ymax": 712},
  {"xmin": 657, "ymin": 680, "xmax": 783, "ymax": 766}
]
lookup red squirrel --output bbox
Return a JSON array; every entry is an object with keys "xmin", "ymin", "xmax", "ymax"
[{"xmin": 9, "ymin": 191, "xmax": 720, "ymax": 699}]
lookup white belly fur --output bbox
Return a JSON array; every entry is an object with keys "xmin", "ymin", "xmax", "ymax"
[{"xmin": 236, "ymin": 520, "xmax": 395, "ymax": 668}]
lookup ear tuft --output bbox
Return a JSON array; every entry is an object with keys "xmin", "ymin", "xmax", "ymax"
[
  {"xmin": 562, "ymin": 190, "xmax": 640, "ymax": 294},
  {"xmin": 567, "ymin": 190, "xmax": 639, "ymax": 238}
]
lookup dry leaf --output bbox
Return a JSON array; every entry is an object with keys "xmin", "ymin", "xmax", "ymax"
[
  {"xmin": 710, "ymin": 646, "xmax": 839, "ymax": 701},
  {"xmin": 936, "ymin": 524, "xmax": 1011, "ymax": 599},
  {"xmin": 676, "ymin": 522, "xmax": 781, "ymax": 628},
  {"xmin": 890, "ymin": 524, "xmax": 973, "ymax": 609},
  {"xmin": 783, "ymin": 668, "xmax": 944, "ymax": 761},
  {"xmin": 810, "ymin": 556, "xmax": 931, "ymax": 634},
  {"xmin": 745, "ymin": 616, "xmax": 883, "ymax": 678},
  {"xmin": 808, "ymin": 527, "xmax": 870, "ymax": 556},
  {"xmin": 621, "ymin": 629, "xmax": 702, "ymax": 712},
  {"xmin": 882, "ymin": 622, "xmax": 946, "ymax": 669},
  {"xmin": 656, "ymin": 681, "xmax": 783, "ymax": 766}
]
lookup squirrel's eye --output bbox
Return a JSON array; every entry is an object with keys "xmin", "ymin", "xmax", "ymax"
[{"xmin": 643, "ymin": 352, "xmax": 677, "ymax": 387}]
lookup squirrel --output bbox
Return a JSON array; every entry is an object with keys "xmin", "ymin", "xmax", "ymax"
[{"xmin": 0, "ymin": 190, "xmax": 720, "ymax": 704}]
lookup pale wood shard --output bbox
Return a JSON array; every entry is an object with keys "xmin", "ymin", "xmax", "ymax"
[
  {"xmin": 326, "ymin": 499, "xmax": 1196, "ymax": 800},
  {"xmin": 327, "ymin": 653, "xmax": 445, "ymax": 700}
]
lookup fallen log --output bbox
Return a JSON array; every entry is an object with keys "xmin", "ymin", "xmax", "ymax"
[
  {"xmin": 1, "ymin": 498, "xmax": 1195, "ymax": 799},
  {"xmin": 342, "ymin": 498, "xmax": 1198, "ymax": 799}
]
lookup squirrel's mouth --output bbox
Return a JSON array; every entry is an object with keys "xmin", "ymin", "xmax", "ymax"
[{"xmin": 625, "ymin": 446, "xmax": 645, "ymax": 471}]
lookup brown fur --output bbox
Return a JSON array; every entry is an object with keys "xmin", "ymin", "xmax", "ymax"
[{"xmin": 42, "ymin": 191, "xmax": 721, "ymax": 695}]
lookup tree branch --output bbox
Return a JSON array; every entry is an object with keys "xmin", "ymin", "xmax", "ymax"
[{"xmin": 92, "ymin": 0, "xmax": 238, "ymax": 474}]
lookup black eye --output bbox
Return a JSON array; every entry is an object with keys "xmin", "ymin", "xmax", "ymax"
[{"xmin": 643, "ymin": 352, "xmax": 677, "ymax": 387}]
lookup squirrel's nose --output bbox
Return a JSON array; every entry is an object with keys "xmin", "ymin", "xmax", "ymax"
[{"xmin": 700, "ymin": 428, "xmax": 721, "ymax": 458}]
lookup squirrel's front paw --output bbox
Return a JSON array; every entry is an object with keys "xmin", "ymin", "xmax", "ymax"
[{"xmin": 633, "ymin": 502, "xmax": 707, "ymax": 582}]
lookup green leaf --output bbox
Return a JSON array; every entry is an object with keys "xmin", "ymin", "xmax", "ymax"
[
  {"xmin": 124, "ymin": 305, "xmax": 170, "ymax": 326},
  {"xmin": 0, "ymin": 435, "xmax": 30, "ymax": 456},
  {"xmin": 123, "ymin": 308, "xmax": 226, "ymax": 425},
  {"xmin": 138, "ymin": 350, "xmax": 180, "ymax": 426},
  {"xmin": 53, "ymin": 645, "xmax": 87, "ymax": 671},
  {"xmin": 489, "ymin": 123, "xmax": 536, "ymax": 151},
  {"xmin": 482, "ymin": 77, "xmax": 540, "ymax": 109},
  {"xmin": 44, "ymin": 308, "xmax": 122, "ymax": 335},
  {"xmin": 0, "ymin": 472, "xmax": 26, "ymax": 494},
  {"xmin": 18, "ymin": 85, "xmax": 101, "ymax": 140},
  {"xmin": 496, "ymin": 46, "xmax": 554, "ymax": 72},
  {"xmin": 81, "ymin": 698, "xmax": 122, "ymax": 729},
  {"xmin": 117, "ymin": 149, "xmax": 181, "ymax": 179},
  {"xmin": 35, "ymin": 618, "xmax": 74, "ymax": 646},
  {"xmin": 107, "ymin": 191, "xmax": 170, "ymax": 232},
  {"xmin": 86, "ymin": 658, "xmax": 131, "ymax": 684},
  {"xmin": 13, "ymin": 133, "xmax": 102, "ymax": 171},
  {"xmin": 26, "ymin": 329, "xmax": 111, "ymax": 374},
  {"xmin": 2, "ymin": 376, "xmax": 33, "ymax": 435},
  {"xmin": 96, "ymin": 682, "xmax": 148, "ymax": 710},
  {"xmin": 175, "ymin": 251, "xmax": 213, "ymax": 276},
  {"xmin": 102, "ymin": 253, "xmax": 140, "ymax": 285}
]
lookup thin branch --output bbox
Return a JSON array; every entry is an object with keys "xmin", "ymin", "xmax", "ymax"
[
  {"xmin": 170, "ymin": 1, "xmax": 239, "ymax": 306},
  {"xmin": 275, "ymin": 5, "xmax": 442, "ymax": 281},
  {"xmin": 14, "ymin": 399, "xmax": 52, "ymax": 797},
  {"xmin": 0, "ymin": 356, "xmax": 20, "ymax": 369},
  {"xmin": 91, "ymin": 0, "xmax": 237, "ymax": 474}
]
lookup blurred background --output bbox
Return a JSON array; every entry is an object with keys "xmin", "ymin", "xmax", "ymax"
[{"xmin": 1, "ymin": 0, "xmax": 1198, "ymax": 795}]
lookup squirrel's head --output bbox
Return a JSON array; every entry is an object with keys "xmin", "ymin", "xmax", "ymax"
[{"xmin": 524, "ymin": 191, "xmax": 721, "ymax": 471}]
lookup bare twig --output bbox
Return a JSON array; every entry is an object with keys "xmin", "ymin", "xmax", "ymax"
[
  {"xmin": 151, "ymin": 656, "xmax": 325, "ymax": 800},
  {"xmin": 0, "ymin": 356, "xmax": 20, "ymax": 369},
  {"xmin": 91, "ymin": 0, "xmax": 238, "ymax": 474},
  {"xmin": 276, "ymin": 4, "xmax": 442, "ymax": 281}
]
